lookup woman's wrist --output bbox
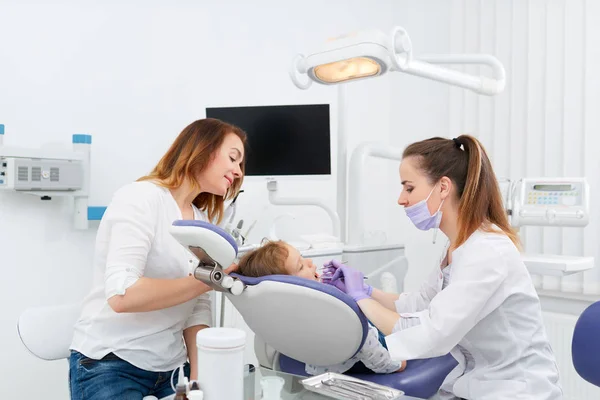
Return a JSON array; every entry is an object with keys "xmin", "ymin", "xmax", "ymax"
[{"xmin": 188, "ymin": 275, "xmax": 212, "ymax": 296}]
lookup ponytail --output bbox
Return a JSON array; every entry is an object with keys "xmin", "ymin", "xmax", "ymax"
[
  {"xmin": 455, "ymin": 135, "xmax": 520, "ymax": 249},
  {"xmin": 403, "ymin": 135, "xmax": 520, "ymax": 249}
]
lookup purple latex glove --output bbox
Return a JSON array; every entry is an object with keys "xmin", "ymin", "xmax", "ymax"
[
  {"xmin": 322, "ymin": 260, "xmax": 372, "ymax": 301},
  {"xmin": 321, "ymin": 260, "xmax": 348, "ymax": 291},
  {"xmin": 321, "ymin": 260, "xmax": 373, "ymax": 294}
]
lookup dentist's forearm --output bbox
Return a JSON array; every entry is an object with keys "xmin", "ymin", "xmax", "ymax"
[
  {"xmin": 107, "ymin": 276, "xmax": 211, "ymax": 313},
  {"xmin": 357, "ymin": 298, "xmax": 401, "ymax": 336},
  {"xmin": 184, "ymin": 324, "xmax": 208, "ymax": 380},
  {"xmin": 370, "ymin": 288, "xmax": 401, "ymax": 311}
]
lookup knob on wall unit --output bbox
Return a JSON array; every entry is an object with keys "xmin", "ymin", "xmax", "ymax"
[
  {"xmin": 0, "ymin": 124, "xmax": 92, "ymax": 229},
  {"xmin": 506, "ymin": 177, "xmax": 593, "ymax": 277}
]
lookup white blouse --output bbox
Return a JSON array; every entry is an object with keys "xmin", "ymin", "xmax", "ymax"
[{"xmin": 70, "ymin": 181, "xmax": 212, "ymax": 372}]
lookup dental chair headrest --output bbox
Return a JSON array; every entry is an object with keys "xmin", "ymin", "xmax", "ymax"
[
  {"xmin": 228, "ymin": 273, "xmax": 369, "ymax": 366},
  {"xmin": 170, "ymin": 220, "xmax": 238, "ymax": 267}
]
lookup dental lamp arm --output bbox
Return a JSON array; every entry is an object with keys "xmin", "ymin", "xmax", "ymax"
[
  {"xmin": 267, "ymin": 180, "xmax": 341, "ymax": 239},
  {"xmin": 107, "ymin": 275, "xmax": 211, "ymax": 313},
  {"xmin": 390, "ymin": 28, "xmax": 505, "ymax": 96},
  {"xmin": 402, "ymin": 54, "xmax": 505, "ymax": 96}
]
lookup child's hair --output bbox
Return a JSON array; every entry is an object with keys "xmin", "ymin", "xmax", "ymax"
[{"xmin": 237, "ymin": 240, "xmax": 289, "ymax": 278}]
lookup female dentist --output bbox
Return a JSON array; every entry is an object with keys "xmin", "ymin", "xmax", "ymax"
[
  {"xmin": 325, "ymin": 135, "xmax": 563, "ymax": 400},
  {"xmin": 69, "ymin": 118, "xmax": 246, "ymax": 400}
]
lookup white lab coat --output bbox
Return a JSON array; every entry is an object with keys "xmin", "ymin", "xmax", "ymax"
[{"xmin": 385, "ymin": 227, "xmax": 563, "ymax": 400}]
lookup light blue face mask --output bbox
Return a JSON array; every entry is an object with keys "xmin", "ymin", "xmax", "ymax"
[{"xmin": 404, "ymin": 185, "xmax": 444, "ymax": 242}]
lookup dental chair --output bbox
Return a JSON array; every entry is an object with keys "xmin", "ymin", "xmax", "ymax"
[
  {"xmin": 170, "ymin": 220, "xmax": 459, "ymax": 399},
  {"xmin": 572, "ymin": 300, "xmax": 600, "ymax": 388}
]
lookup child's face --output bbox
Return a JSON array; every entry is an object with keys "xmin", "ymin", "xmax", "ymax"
[{"xmin": 282, "ymin": 244, "xmax": 319, "ymax": 281}]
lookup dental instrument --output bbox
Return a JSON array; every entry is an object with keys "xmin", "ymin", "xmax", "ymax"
[
  {"xmin": 301, "ymin": 372, "xmax": 404, "ymax": 400},
  {"xmin": 321, "ymin": 261, "xmax": 369, "ymax": 281},
  {"xmin": 231, "ymin": 219, "xmax": 245, "ymax": 246},
  {"xmin": 223, "ymin": 190, "xmax": 244, "ymax": 235}
]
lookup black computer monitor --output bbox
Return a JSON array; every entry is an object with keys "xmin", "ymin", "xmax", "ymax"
[{"xmin": 206, "ymin": 104, "xmax": 331, "ymax": 177}]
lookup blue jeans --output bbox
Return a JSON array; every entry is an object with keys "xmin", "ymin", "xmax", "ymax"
[{"xmin": 69, "ymin": 351, "xmax": 190, "ymax": 400}]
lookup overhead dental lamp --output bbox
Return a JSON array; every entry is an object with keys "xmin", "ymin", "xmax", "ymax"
[
  {"xmin": 289, "ymin": 25, "xmax": 507, "ymax": 243},
  {"xmin": 290, "ymin": 27, "xmax": 506, "ymax": 96}
]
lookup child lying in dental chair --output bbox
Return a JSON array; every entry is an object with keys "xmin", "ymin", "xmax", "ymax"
[{"xmin": 237, "ymin": 240, "xmax": 407, "ymax": 375}]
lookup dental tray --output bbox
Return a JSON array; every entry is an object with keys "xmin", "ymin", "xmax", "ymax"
[{"xmin": 301, "ymin": 372, "xmax": 405, "ymax": 400}]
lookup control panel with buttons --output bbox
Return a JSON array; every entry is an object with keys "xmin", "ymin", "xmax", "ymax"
[{"xmin": 511, "ymin": 178, "xmax": 589, "ymax": 227}]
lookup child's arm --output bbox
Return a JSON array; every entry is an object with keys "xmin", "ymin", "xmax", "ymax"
[
  {"xmin": 305, "ymin": 357, "xmax": 357, "ymax": 376},
  {"xmin": 357, "ymin": 326, "xmax": 406, "ymax": 374}
]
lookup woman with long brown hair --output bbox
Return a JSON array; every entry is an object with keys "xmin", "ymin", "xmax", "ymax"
[
  {"xmin": 325, "ymin": 135, "xmax": 562, "ymax": 399},
  {"xmin": 68, "ymin": 118, "xmax": 246, "ymax": 400}
]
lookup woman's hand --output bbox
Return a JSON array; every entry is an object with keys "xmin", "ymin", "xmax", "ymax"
[
  {"xmin": 225, "ymin": 263, "xmax": 239, "ymax": 274},
  {"xmin": 325, "ymin": 262, "xmax": 372, "ymax": 302},
  {"xmin": 321, "ymin": 260, "xmax": 347, "ymax": 291},
  {"xmin": 321, "ymin": 260, "xmax": 372, "ymax": 297}
]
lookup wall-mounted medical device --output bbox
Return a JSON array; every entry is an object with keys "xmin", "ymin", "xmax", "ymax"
[
  {"xmin": 505, "ymin": 177, "xmax": 593, "ymax": 277},
  {"xmin": 0, "ymin": 124, "xmax": 92, "ymax": 229},
  {"xmin": 0, "ymin": 157, "xmax": 84, "ymax": 191},
  {"xmin": 510, "ymin": 178, "xmax": 589, "ymax": 227}
]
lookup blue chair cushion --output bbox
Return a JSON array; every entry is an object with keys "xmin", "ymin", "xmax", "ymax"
[
  {"xmin": 279, "ymin": 353, "xmax": 458, "ymax": 399},
  {"xmin": 573, "ymin": 301, "xmax": 600, "ymax": 387}
]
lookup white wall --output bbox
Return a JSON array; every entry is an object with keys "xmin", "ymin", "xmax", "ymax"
[
  {"xmin": 387, "ymin": 1, "xmax": 454, "ymax": 291},
  {"xmin": 0, "ymin": 1, "xmax": 398, "ymax": 398}
]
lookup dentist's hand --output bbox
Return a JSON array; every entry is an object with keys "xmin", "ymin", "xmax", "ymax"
[
  {"xmin": 225, "ymin": 263, "xmax": 239, "ymax": 274},
  {"xmin": 322, "ymin": 261, "xmax": 372, "ymax": 302},
  {"xmin": 322, "ymin": 260, "xmax": 373, "ymax": 294}
]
